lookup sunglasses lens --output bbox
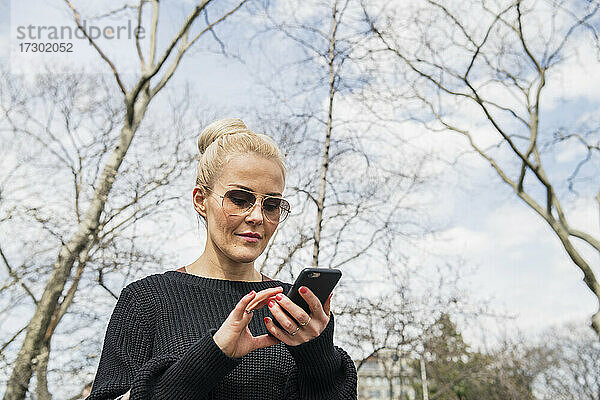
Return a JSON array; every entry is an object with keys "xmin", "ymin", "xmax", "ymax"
[
  {"xmin": 274, "ymin": 199, "xmax": 291, "ymax": 222},
  {"xmin": 223, "ymin": 190, "xmax": 256, "ymax": 214},
  {"xmin": 263, "ymin": 198, "xmax": 283, "ymax": 222},
  {"xmin": 222, "ymin": 189, "xmax": 290, "ymax": 223}
]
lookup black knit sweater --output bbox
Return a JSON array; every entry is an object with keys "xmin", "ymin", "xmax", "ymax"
[{"xmin": 87, "ymin": 270, "xmax": 357, "ymax": 399}]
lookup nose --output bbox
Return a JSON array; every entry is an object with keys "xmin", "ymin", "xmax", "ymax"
[{"xmin": 245, "ymin": 200, "xmax": 264, "ymax": 224}]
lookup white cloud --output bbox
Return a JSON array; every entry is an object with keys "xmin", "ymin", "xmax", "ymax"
[
  {"xmin": 425, "ymin": 184, "xmax": 598, "ymax": 347},
  {"xmin": 544, "ymin": 39, "xmax": 600, "ymax": 108},
  {"xmin": 554, "ymin": 142, "xmax": 588, "ymax": 163},
  {"xmin": 567, "ymin": 197, "xmax": 600, "ymax": 237},
  {"xmin": 0, "ymin": 32, "xmax": 8, "ymax": 57}
]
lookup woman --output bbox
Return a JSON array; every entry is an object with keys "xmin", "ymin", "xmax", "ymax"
[{"xmin": 87, "ymin": 118, "xmax": 357, "ymax": 399}]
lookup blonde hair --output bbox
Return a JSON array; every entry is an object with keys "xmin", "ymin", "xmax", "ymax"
[{"xmin": 195, "ymin": 118, "xmax": 286, "ymax": 190}]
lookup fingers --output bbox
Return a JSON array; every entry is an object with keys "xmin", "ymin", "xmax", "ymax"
[
  {"xmin": 263, "ymin": 317, "xmax": 294, "ymax": 344},
  {"xmin": 247, "ymin": 296, "xmax": 278, "ymax": 314},
  {"xmin": 272, "ymin": 293, "xmax": 311, "ymax": 326},
  {"xmin": 264, "ymin": 288, "xmax": 333, "ymax": 346},
  {"xmin": 268, "ymin": 299, "xmax": 300, "ymax": 334},
  {"xmin": 245, "ymin": 287, "xmax": 284, "ymax": 313},
  {"xmin": 298, "ymin": 286, "xmax": 328, "ymax": 319},
  {"xmin": 231, "ymin": 290, "xmax": 257, "ymax": 320}
]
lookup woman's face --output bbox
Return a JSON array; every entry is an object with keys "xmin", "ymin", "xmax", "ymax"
[{"xmin": 193, "ymin": 152, "xmax": 285, "ymax": 265}]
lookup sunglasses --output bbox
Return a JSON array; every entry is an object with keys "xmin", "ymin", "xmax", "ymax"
[{"xmin": 202, "ymin": 185, "xmax": 291, "ymax": 223}]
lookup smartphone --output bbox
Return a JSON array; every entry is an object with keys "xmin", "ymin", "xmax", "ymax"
[{"xmin": 271, "ymin": 267, "xmax": 342, "ymax": 329}]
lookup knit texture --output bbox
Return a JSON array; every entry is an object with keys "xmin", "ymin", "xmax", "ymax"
[{"xmin": 87, "ymin": 270, "xmax": 357, "ymax": 400}]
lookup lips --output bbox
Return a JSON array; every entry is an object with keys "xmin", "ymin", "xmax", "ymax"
[{"xmin": 237, "ymin": 232, "xmax": 262, "ymax": 239}]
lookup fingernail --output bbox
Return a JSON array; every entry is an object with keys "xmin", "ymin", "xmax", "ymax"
[
  {"xmin": 249, "ymin": 290, "xmax": 256, "ymax": 296},
  {"xmin": 275, "ymin": 294, "xmax": 283, "ymax": 301},
  {"xmin": 264, "ymin": 317, "xmax": 270, "ymax": 324},
  {"xmin": 300, "ymin": 286, "xmax": 307, "ymax": 294},
  {"xmin": 268, "ymin": 300, "xmax": 275, "ymax": 308}
]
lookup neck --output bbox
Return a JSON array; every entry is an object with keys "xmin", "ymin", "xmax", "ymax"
[{"xmin": 187, "ymin": 248, "xmax": 261, "ymax": 282}]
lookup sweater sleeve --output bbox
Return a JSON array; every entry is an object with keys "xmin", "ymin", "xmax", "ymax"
[
  {"xmin": 283, "ymin": 313, "xmax": 358, "ymax": 399},
  {"xmin": 87, "ymin": 284, "xmax": 241, "ymax": 400}
]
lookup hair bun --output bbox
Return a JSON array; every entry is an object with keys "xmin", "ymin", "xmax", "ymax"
[
  {"xmin": 194, "ymin": 117, "xmax": 287, "ymax": 195},
  {"xmin": 197, "ymin": 118, "xmax": 252, "ymax": 155}
]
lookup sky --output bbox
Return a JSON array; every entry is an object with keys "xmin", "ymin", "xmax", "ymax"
[{"xmin": 1, "ymin": 0, "xmax": 599, "ymax": 363}]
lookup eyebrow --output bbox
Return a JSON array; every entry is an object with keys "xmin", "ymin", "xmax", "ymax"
[{"xmin": 230, "ymin": 184, "xmax": 282, "ymax": 197}]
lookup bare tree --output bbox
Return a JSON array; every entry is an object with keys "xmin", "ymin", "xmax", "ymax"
[
  {"xmin": 2, "ymin": 1, "xmax": 249, "ymax": 398},
  {"xmin": 252, "ymin": 0, "xmax": 363, "ymax": 270},
  {"xmin": 363, "ymin": 0, "xmax": 600, "ymax": 337},
  {"xmin": 347, "ymin": 264, "xmax": 505, "ymax": 399},
  {"xmin": 247, "ymin": 7, "xmax": 485, "ymax": 395},
  {"xmin": 534, "ymin": 323, "xmax": 600, "ymax": 400},
  {"xmin": 248, "ymin": 0, "xmax": 436, "ymax": 282},
  {"xmin": 0, "ymin": 66, "xmax": 214, "ymax": 398}
]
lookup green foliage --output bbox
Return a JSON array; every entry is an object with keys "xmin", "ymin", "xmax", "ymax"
[{"xmin": 411, "ymin": 314, "xmax": 536, "ymax": 400}]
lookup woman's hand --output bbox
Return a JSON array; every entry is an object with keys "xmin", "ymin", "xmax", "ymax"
[
  {"xmin": 263, "ymin": 286, "xmax": 332, "ymax": 346},
  {"xmin": 115, "ymin": 390, "xmax": 130, "ymax": 400},
  {"xmin": 213, "ymin": 287, "xmax": 283, "ymax": 358}
]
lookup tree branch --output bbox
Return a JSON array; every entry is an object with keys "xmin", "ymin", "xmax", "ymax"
[
  {"xmin": 135, "ymin": 0, "xmax": 146, "ymax": 68},
  {"xmin": 150, "ymin": 0, "xmax": 248, "ymax": 97},
  {"xmin": 63, "ymin": 0, "xmax": 127, "ymax": 95},
  {"xmin": 0, "ymin": 325, "xmax": 28, "ymax": 356},
  {"xmin": 0, "ymin": 244, "xmax": 38, "ymax": 305},
  {"xmin": 149, "ymin": 0, "xmax": 159, "ymax": 67},
  {"xmin": 98, "ymin": 269, "xmax": 119, "ymax": 299}
]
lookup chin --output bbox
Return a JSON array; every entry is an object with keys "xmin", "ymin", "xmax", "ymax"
[
  {"xmin": 234, "ymin": 256, "xmax": 259, "ymax": 264},
  {"xmin": 230, "ymin": 250, "xmax": 261, "ymax": 264}
]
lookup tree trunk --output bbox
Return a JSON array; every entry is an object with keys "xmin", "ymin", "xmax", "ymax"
[
  {"xmin": 3, "ymin": 115, "xmax": 144, "ymax": 400},
  {"xmin": 35, "ymin": 341, "xmax": 52, "ymax": 400},
  {"xmin": 420, "ymin": 356, "xmax": 429, "ymax": 400},
  {"xmin": 312, "ymin": 0, "xmax": 338, "ymax": 268},
  {"xmin": 3, "ymin": 0, "xmax": 246, "ymax": 394}
]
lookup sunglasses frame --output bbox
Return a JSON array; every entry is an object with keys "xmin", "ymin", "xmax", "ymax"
[{"xmin": 201, "ymin": 185, "xmax": 290, "ymax": 223}]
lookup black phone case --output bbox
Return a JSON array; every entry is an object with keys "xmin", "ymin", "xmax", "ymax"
[{"xmin": 271, "ymin": 268, "xmax": 342, "ymax": 330}]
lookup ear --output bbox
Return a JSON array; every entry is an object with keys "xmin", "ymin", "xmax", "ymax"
[{"xmin": 192, "ymin": 186, "xmax": 207, "ymax": 218}]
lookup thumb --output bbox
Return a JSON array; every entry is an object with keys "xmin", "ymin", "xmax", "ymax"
[
  {"xmin": 323, "ymin": 294, "xmax": 332, "ymax": 316},
  {"xmin": 252, "ymin": 333, "xmax": 280, "ymax": 350}
]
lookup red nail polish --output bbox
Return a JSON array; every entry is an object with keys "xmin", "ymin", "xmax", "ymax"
[
  {"xmin": 268, "ymin": 300, "xmax": 275, "ymax": 308},
  {"xmin": 264, "ymin": 317, "xmax": 269, "ymax": 324},
  {"xmin": 300, "ymin": 286, "xmax": 307, "ymax": 294},
  {"xmin": 249, "ymin": 290, "xmax": 256, "ymax": 296},
  {"xmin": 275, "ymin": 294, "xmax": 283, "ymax": 301}
]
